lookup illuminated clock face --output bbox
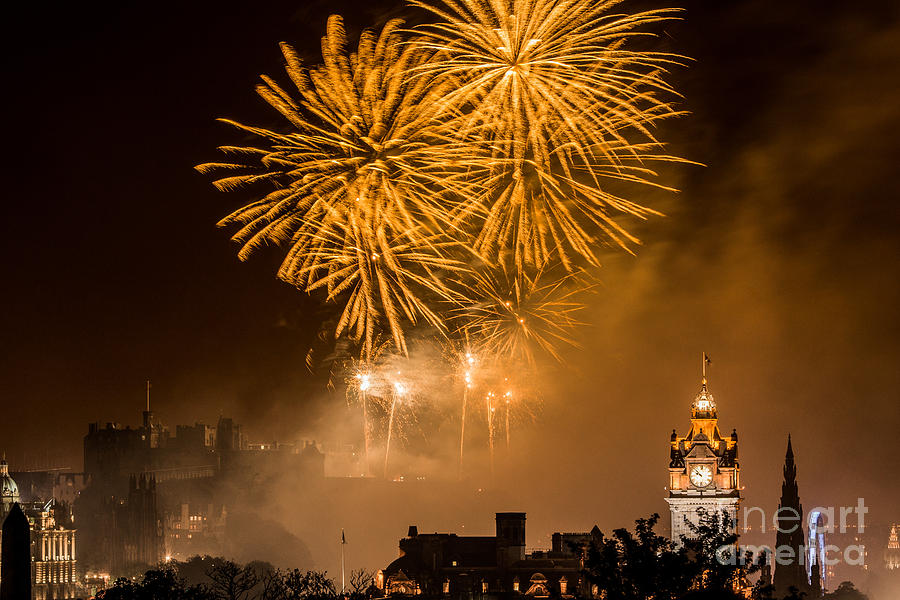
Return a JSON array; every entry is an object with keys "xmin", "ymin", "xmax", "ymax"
[{"xmin": 690, "ymin": 465, "xmax": 713, "ymax": 488}]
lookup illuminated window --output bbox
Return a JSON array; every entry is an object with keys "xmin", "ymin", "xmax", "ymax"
[{"xmin": 443, "ymin": 580, "xmax": 450, "ymax": 594}]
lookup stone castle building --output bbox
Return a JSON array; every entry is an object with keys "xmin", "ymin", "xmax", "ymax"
[
  {"xmin": 79, "ymin": 406, "xmax": 325, "ymax": 575},
  {"xmin": 665, "ymin": 361, "xmax": 742, "ymax": 544}
]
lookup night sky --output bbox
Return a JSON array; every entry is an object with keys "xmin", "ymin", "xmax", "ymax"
[{"xmin": 2, "ymin": 0, "xmax": 899, "ymax": 575}]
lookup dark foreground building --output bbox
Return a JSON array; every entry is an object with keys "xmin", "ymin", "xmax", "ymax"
[
  {"xmin": 1, "ymin": 503, "xmax": 32, "ymax": 600},
  {"xmin": 378, "ymin": 512, "xmax": 595, "ymax": 599}
]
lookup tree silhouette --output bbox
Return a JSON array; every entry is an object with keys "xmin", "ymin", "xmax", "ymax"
[
  {"xmin": 824, "ymin": 581, "xmax": 869, "ymax": 600},
  {"xmin": 681, "ymin": 508, "xmax": 759, "ymax": 594},
  {"xmin": 583, "ymin": 513, "xmax": 695, "ymax": 600},
  {"xmin": 206, "ymin": 559, "xmax": 261, "ymax": 600},
  {"xmin": 97, "ymin": 567, "xmax": 213, "ymax": 599}
]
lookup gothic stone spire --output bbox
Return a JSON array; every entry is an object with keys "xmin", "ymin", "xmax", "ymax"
[{"xmin": 773, "ymin": 435, "xmax": 809, "ymax": 598}]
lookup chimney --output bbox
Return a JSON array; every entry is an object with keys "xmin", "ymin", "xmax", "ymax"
[{"xmin": 408, "ymin": 525, "xmax": 418, "ymax": 537}]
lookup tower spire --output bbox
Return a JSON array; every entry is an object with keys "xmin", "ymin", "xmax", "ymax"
[
  {"xmin": 146, "ymin": 380, "xmax": 151, "ymax": 412},
  {"xmin": 784, "ymin": 434, "xmax": 796, "ymax": 485},
  {"xmin": 691, "ymin": 353, "xmax": 717, "ymax": 418},
  {"xmin": 774, "ymin": 434, "xmax": 808, "ymax": 597}
]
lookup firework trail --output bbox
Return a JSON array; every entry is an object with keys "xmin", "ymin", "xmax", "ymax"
[
  {"xmin": 355, "ymin": 372, "xmax": 372, "ymax": 475},
  {"xmin": 504, "ymin": 389, "xmax": 512, "ymax": 450},
  {"xmin": 446, "ymin": 339, "xmax": 541, "ymax": 478},
  {"xmin": 485, "ymin": 390, "xmax": 497, "ymax": 479},
  {"xmin": 411, "ymin": 0, "xmax": 688, "ymax": 270},
  {"xmin": 384, "ymin": 379, "xmax": 408, "ymax": 478},
  {"xmin": 198, "ymin": 16, "xmax": 473, "ymax": 358},
  {"xmin": 455, "ymin": 349, "xmax": 477, "ymax": 478}
]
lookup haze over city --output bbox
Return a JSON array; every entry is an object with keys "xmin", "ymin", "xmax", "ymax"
[{"xmin": 1, "ymin": 0, "xmax": 898, "ymax": 599}]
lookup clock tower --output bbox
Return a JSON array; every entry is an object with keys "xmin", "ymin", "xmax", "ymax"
[{"xmin": 665, "ymin": 355, "xmax": 741, "ymax": 545}]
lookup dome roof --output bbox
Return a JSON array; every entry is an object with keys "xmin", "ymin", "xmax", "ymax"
[
  {"xmin": 691, "ymin": 381, "xmax": 717, "ymax": 418},
  {"xmin": 0, "ymin": 458, "xmax": 19, "ymax": 499}
]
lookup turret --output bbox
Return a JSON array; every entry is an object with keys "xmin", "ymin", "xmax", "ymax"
[
  {"xmin": 0, "ymin": 456, "xmax": 20, "ymax": 519},
  {"xmin": 496, "ymin": 512, "xmax": 526, "ymax": 565}
]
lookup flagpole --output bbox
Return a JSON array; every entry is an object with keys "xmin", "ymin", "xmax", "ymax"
[{"xmin": 341, "ymin": 529, "xmax": 346, "ymax": 595}]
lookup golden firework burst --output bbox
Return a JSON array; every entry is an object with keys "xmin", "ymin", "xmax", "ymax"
[
  {"xmin": 198, "ymin": 16, "xmax": 473, "ymax": 358},
  {"xmin": 411, "ymin": 0, "xmax": 689, "ymax": 269}
]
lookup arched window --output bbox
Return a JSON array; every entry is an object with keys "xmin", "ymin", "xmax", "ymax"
[{"xmin": 525, "ymin": 573, "xmax": 550, "ymax": 597}]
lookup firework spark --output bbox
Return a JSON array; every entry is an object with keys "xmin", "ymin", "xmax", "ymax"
[
  {"xmin": 198, "ymin": 16, "xmax": 472, "ymax": 358},
  {"xmin": 411, "ymin": 0, "xmax": 688, "ymax": 269},
  {"xmin": 454, "ymin": 261, "xmax": 588, "ymax": 364}
]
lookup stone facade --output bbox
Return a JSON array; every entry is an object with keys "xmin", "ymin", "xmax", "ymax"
[
  {"xmin": 0, "ymin": 459, "xmax": 78, "ymax": 599},
  {"xmin": 883, "ymin": 524, "xmax": 900, "ymax": 570}
]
